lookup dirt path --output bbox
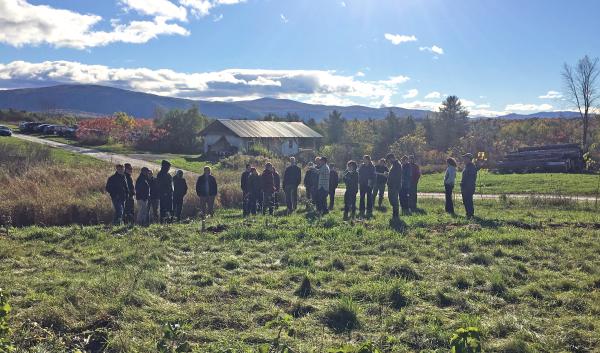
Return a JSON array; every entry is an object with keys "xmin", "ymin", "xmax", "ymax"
[{"xmin": 12, "ymin": 133, "xmax": 599, "ymax": 202}]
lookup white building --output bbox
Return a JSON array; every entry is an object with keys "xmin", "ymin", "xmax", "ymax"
[{"xmin": 199, "ymin": 119, "xmax": 322, "ymax": 157}]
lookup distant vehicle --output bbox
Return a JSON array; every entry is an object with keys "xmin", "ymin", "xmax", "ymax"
[
  {"xmin": 495, "ymin": 143, "xmax": 585, "ymax": 173},
  {"xmin": 42, "ymin": 125, "xmax": 57, "ymax": 134},
  {"xmin": 34, "ymin": 124, "xmax": 51, "ymax": 133},
  {"xmin": 19, "ymin": 122, "xmax": 43, "ymax": 133},
  {"xmin": 0, "ymin": 125, "xmax": 12, "ymax": 136}
]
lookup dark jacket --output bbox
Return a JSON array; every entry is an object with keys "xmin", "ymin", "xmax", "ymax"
[
  {"xmin": 401, "ymin": 163, "xmax": 412, "ymax": 190},
  {"xmin": 173, "ymin": 175, "xmax": 188, "ymax": 199},
  {"xmin": 261, "ymin": 169, "xmax": 276, "ymax": 193},
  {"xmin": 125, "ymin": 173, "xmax": 135, "ymax": 198},
  {"xmin": 375, "ymin": 165, "xmax": 389, "ymax": 185},
  {"xmin": 241, "ymin": 170, "xmax": 251, "ymax": 193},
  {"xmin": 329, "ymin": 169, "xmax": 339, "ymax": 192},
  {"xmin": 196, "ymin": 174, "xmax": 218, "ymax": 197},
  {"xmin": 248, "ymin": 173, "xmax": 262, "ymax": 195},
  {"xmin": 273, "ymin": 170, "xmax": 281, "ymax": 191},
  {"xmin": 304, "ymin": 168, "xmax": 318, "ymax": 190},
  {"xmin": 156, "ymin": 167, "xmax": 173, "ymax": 197},
  {"xmin": 106, "ymin": 172, "xmax": 129, "ymax": 200},
  {"xmin": 358, "ymin": 162, "xmax": 376, "ymax": 186},
  {"xmin": 387, "ymin": 161, "xmax": 402, "ymax": 190},
  {"xmin": 410, "ymin": 163, "xmax": 421, "ymax": 184},
  {"xmin": 135, "ymin": 174, "xmax": 150, "ymax": 201},
  {"xmin": 149, "ymin": 176, "xmax": 160, "ymax": 200},
  {"xmin": 343, "ymin": 170, "xmax": 359, "ymax": 193},
  {"xmin": 283, "ymin": 165, "xmax": 301, "ymax": 188},
  {"xmin": 461, "ymin": 162, "xmax": 478, "ymax": 194}
]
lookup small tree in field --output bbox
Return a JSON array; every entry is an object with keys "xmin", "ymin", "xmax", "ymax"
[
  {"xmin": 563, "ymin": 55, "xmax": 599, "ymax": 152},
  {"xmin": 155, "ymin": 106, "xmax": 207, "ymax": 153}
]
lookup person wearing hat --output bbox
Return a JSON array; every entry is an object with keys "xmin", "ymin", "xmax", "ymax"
[
  {"xmin": 173, "ymin": 170, "xmax": 188, "ymax": 221},
  {"xmin": 460, "ymin": 153, "xmax": 478, "ymax": 218},
  {"xmin": 157, "ymin": 160, "xmax": 174, "ymax": 222},
  {"xmin": 135, "ymin": 167, "xmax": 151, "ymax": 226}
]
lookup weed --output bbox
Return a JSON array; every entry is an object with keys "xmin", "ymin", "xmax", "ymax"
[
  {"xmin": 449, "ymin": 327, "xmax": 481, "ymax": 353},
  {"xmin": 294, "ymin": 275, "xmax": 313, "ymax": 298},
  {"xmin": 323, "ymin": 297, "xmax": 360, "ymax": 333}
]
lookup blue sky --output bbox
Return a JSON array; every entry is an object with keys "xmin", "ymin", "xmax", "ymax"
[{"xmin": 0, "ymin": 0, "xmax": 598, "ymax": 116}]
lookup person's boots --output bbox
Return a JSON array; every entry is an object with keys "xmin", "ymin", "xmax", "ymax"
[
  {"xmin": 392, "ymin": 208, "xmax": 399, "ymax": 219},
  {"xmin": 343, "ymin": 210, "xmax": 349, "ymax": 221},
  {"xmin": 351, "ymin": 210, "xmax": 356, "ymax": 219}
]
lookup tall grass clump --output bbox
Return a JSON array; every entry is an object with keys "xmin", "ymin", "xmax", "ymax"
[{"xmin": 323, "ymin": 296, "xmax": 360, "ymax": 333}]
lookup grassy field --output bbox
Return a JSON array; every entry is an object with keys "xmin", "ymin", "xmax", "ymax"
[
  {"xmin": 418, "ymin": 171, "xmax": 600, "ymax": 196},
  {"xmin": 1, "ymin": 197, "xmax": 599, "ymax": 352}
]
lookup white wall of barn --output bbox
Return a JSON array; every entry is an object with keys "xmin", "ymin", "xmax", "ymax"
[{"xmin": 203, "ymin": 134, "xmax": 304, "ymax": 156}]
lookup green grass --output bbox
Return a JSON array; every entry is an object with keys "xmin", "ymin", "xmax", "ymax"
[
  {"xmin": 1, "ymin": 136, "xmax": 105, "ymax": 168},
  {"xmin": 418, "ymin": 170, "xmax": 600, "ymax": 196},
  {"xmin": 1, "ymin": 198, "xmax": 599, "ymax": 352}
]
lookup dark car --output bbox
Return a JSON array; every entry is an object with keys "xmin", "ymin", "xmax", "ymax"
[
  {"xmin": 34, "ymin": 124, "xmax": 50, "ymax": 133},
  {"xmin": 19, "ymin": 122, "xmax": 42, "ymax": 133},
  {"xmin": 0, "ymin": 126, "xmax": 12, "ymax": 137},
  {"xmin": 42, "ymin": 125, "xmax": 61, "ymax": 135}
]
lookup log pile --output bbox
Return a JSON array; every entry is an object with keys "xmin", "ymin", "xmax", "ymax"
[{"xmin": 495, "ymin": 143, "xmax": 584, "ymax": 173}]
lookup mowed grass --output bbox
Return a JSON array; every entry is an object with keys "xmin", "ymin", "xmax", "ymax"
[
  {"xmin": 418, "ymin": 170, "xmax": 600, "ymax": 196},
  {"xmin": 1, "ymin": 198, "xmax": 599, "ymax": 352}
]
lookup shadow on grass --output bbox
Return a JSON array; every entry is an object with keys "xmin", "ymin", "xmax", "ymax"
[{"xmin": 389, "ymin": 218, "xmax": 408, "ymax": 233}]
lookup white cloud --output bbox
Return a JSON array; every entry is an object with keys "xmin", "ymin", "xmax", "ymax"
[
  {"xmin": 402, "ymin": 89, "xmax": 419, "ymax": 99},
  {"xmin": 180, "ymin": 0, "xmax": 244, "ymax": 17},
  {"xmin": 120, "ymin": 0, "xmax": 188, "ymax": 21},
  {"xmin": 0, "ymin": 0, "xmax": 190, "ymax": 49},
  {"xmin": 424, "ymin": 91, "xmax": 441, "ymax": 99},
  {"xmin": 340, "ymin": 1, "xmax": 347, "ymax": 7},
  {"xmin": 399, "ymin": 100, "xmax": 442, "ymax": 111},
  {"xmin": 280, "ymin": 14, "xmax": 289, "ymax": 23},
  {"xmin": 419, "ymin": 45, "xmax": 444, "ymax": 55},
  {"xmin": 355, "ymin": 71, "xmax": 365, "ymax": 77},
  {"xmin": 0, "ymin": 60, "xmax": 411, "ymax": 107},
  {"xmin": 539, "ymin": 90, "xmax": 563, "ymax": 99},
  {"xmin": 505, "ymin": 103, "xmax": 553, "ymax": 112},
  {"xmin": 384, "ymin": 33, "xmax": 418, "ymax": 45},
  {"xmin": 213, "ymin": 14, "xmax": 223, "ymax": 22}
]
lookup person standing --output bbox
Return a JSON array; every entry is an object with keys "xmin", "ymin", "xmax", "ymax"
[
  {"xmin": 273, "ymin": 167, "xmax": 281, "ymax": 210},
  {"xmin": 157, "ymin": 160, "xmax": 174, "ymax": 223},
  {"xmin": 374, "ymin": 158, "xmax": 389, "ymax": 208},
  {"xmin": 247, "ymin": 167, "xmax": 261, "ymax": 216},
  {"xmin": 173, "ymin": 170, "xmax": 188, "ymax": 221},
  {"xmin": 400, "ymin": 155, "xmax": 412, "ymax": 215},
  {"xmin": 105, "ymin": 164, "xmax": 129, "ymax": 226},
  {"xmin": 261, "ymin": 163, "xmax": 276, "ymax": 215},
  {"xmin": 196, "ymin": 166, "xmax": 218, "ymax": 217},
  {"xmin": 408, "ymin": 156, "xmax": 421, "ymax": 211},
  {"xmin": 460, "ymin": 153, "xmax": 478, "ymax": 218},
  {"xmin": 385, "ymin": 154, "xmax": 402, "ymax": 220},
  {"xmin": 241, "ymin": 164, "xmax": 252, "ymax": 216},
  {"xmin": 342, "ymin": 160, "xmax": 359, "ymax": 220},
  {"xmin": 358, "ymin": 155, "xmax": 376, "ymax": 218},
  {"xmin": 444, "ymin": 157, "xmax": 457, "ymax": 214},
  {"xmin": 328, "ymin": 163, "xmax": 339, "ymax": 211},
  {"xmin": 123, "ymin": 163, "xmax": 136, "ymax": 225},
  {"xmin": 316, "ymin": 157, "xmax": 330, "ymax": 214},
  {"xmin": 304, "ymin": 162, "xmax": 318, "ymax": 201},
  {"xmin": 283, "ymin": 157, "xmax": 301, "ymax": 213},
  {"xmin": 148, "ymin": 170, "xmax": 160, "ymax": 223},
  {"xmin": 135, "ymin": 167, "xmax": 151, "ymax": 226}
]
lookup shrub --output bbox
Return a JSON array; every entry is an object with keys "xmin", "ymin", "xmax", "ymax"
[{"xmin": 323, "ymin": 297, "xmax": 360, "ymax": 333}]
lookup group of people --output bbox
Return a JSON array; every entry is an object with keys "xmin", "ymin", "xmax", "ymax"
[
  {"xmin": 105, "ymin": 160, "xmax": 218, "ymax": 226},
  {"xmin": 105, "ymin": 153, "xmax": 478, "ymax": 226}
]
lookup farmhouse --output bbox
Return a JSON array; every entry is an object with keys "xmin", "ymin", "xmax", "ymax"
[{"xmin": 199, "ymin": 119, "xmax": 322, "ymax": 156}]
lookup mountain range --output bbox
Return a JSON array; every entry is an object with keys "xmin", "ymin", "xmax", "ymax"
[{"xmin": 0, "ymin": 84, "xmax": 580, "ymax": 121}]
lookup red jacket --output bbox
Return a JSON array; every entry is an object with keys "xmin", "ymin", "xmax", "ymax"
[{"xmin": 261, "ymin": 169, "xmax": 276, "ymax": 193}]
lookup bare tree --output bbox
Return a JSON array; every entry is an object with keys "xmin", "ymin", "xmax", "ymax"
[{"xmin": 562, "ymin": 55, "xmax": 600, "ymax": 151}]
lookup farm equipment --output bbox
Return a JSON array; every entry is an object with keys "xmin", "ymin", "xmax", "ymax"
[{"xmin": 495, "ymin": 143, "xmax": 585, "ymax": 173}]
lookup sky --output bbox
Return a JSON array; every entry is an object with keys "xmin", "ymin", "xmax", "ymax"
[{"xmin": 0, "ymin": 0, "xmax": 598, "ymax": 116}]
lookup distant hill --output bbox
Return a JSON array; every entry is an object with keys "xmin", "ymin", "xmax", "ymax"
[
  {"xmin": 0, "ymin": 84, "xmax": 579, "ymax": 121},
  {"xmin": 495, "ymin": 111, "xmax": 580, "ymax": 120}
]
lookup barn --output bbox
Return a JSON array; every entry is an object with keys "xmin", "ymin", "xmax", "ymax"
[{"xmin": 199, "ymin": 119, "xmax": 322, "ymax": 156}]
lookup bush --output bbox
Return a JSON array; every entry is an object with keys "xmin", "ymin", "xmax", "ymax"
[{"xmin": 323, "ymin": 297, "xmax": 360, "ymax": 333}]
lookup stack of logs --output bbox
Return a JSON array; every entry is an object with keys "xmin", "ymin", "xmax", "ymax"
[{"xmin": 495, "ymin": 143, "xmax": 584, "ymax": 173}]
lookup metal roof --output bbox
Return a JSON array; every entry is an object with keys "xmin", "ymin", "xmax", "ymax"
[{"xmin": 204, "ymin": 119, "xmax": 322, "ymax": 138}]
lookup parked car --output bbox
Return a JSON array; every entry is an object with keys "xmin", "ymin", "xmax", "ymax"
[
  {"xmin": 19, "ymin": 122, "xmax": 42, "ymax": 133},
  {"xmin": 0, "ymin": 125, "xmax": 12, "ymax": 136},
  {"xmin": 34, "ymin": 124, "xmax": 51, "ymax": 133}
]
